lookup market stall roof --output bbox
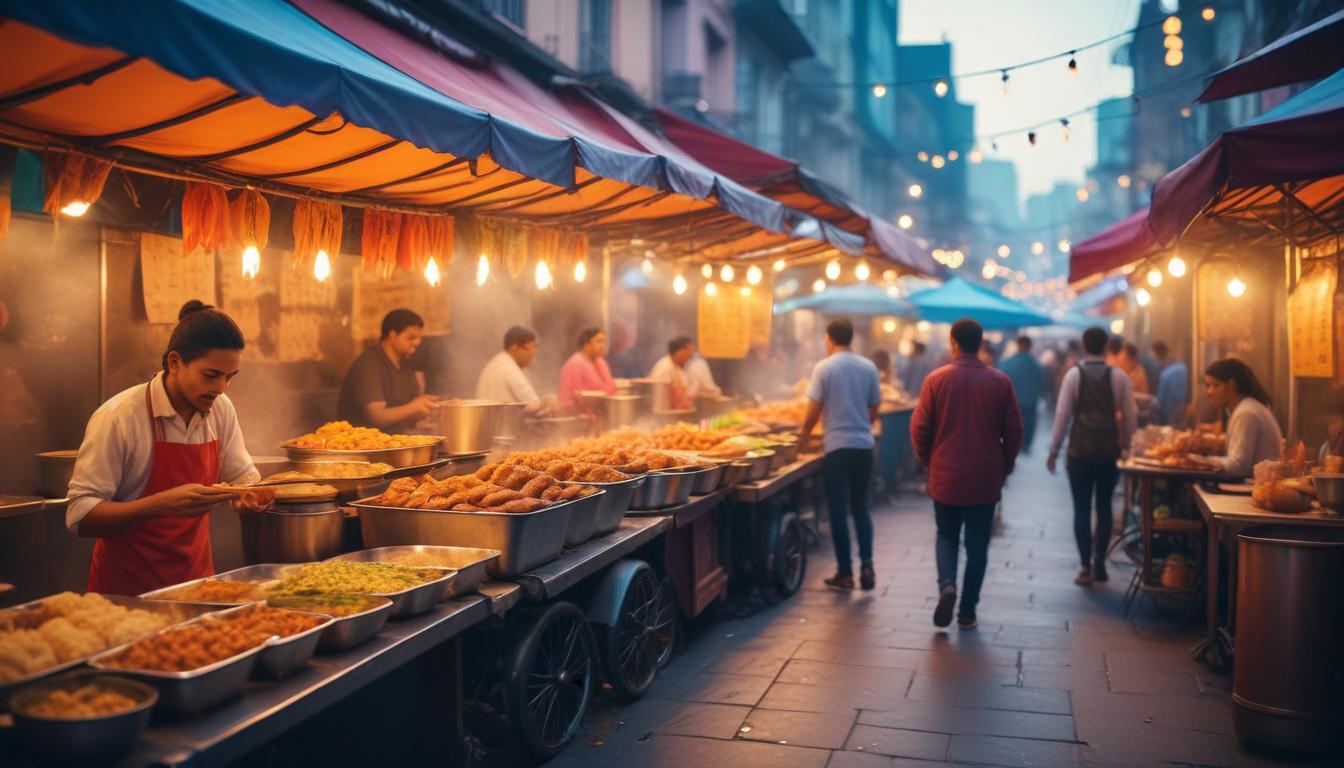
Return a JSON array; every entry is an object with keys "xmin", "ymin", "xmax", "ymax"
[
  {"xmin": 1197, "ymin": 9, "xmax": 1344, "ymax": 103},
  {"xmin": 1067, "ymin": 209, "xmax": 1159, "ymax": 284},
  {"xmin": 0, "ymin": 0, "xmax": 837, "ymax": 261},
  {"xmin": 906, "ymin": 277, "xmax": 1053, "ymax": 329},
  {"xmin": 773, "ymin": 283, "xmax": 917, "ymax": 317},
  {"xmin": 651, "ymin": 108, "xmax": 937, "ymax": 275}
]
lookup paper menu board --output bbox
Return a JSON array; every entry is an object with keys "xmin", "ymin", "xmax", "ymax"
[
  {"xmin": 749, "ymin": 279, "xmax": 774, "ymax": 349},
  {"xmin": 1288, "ymin": 261, "xmax": 1336, "ymax": 378},
  {"xmin": 139, "ymin": 232, "xmax": 216, "ymax": 324},
  {"xmin": 351, "ymin": 267, "xmax": 450, "ymax": 342},
  {"xmin": 697, "ymin": 288, "xmax": 752, "ymax": 359}
]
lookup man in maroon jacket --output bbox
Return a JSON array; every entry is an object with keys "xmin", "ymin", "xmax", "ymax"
[{"xmin": 910, "ymin": 319, "xmax": 1024, "ymax": 629}]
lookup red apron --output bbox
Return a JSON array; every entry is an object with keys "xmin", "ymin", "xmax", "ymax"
[{"xmin": 87, "ymin": 383, "xmax": 220, "ymax": 595}]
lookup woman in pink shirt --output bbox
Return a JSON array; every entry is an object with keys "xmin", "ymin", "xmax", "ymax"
[{"xmin": 558, "ymin": 327, "xmax": 616, "ymax": 410}]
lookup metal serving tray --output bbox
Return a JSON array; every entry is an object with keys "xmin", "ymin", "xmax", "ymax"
[
  {"xmin": 87, "ymin": 616, "xmax": 266, "ymax": 716},
  {"xmin": 0, "ymin": 595, "xmax": 220, "ymax": 708},
  {"xmin": 209, "ymin": 603, "xmax": 332, "ymax": 680},
  {"xmin": 258, "ymin": 562, "xmax": 452, "ymax": 620},
  {"xmin": 560, "ymin": 489, "xmax": 606, "ymax": 547},
  {"xmin": 279, "ymin": 437, "xmax": 446, "ymax": 469},
  {"xmin": 139, "ymin": 564, "xmax": 294, "ymax": 607},
  {"xmin": 743, "ymin": 450, "xmax": 776, "ymax": 481},
  {"xmin": 350, "ymin": 494, "xmax": 577, "ymax": 578},
  {"xmin": 264, "ymin": 595, "xmax": 393, "ymax": 652},
  {"xmin": 325, "ymin": 546, "xmax": 500, "ymax": 598},
  {"xmin": 720, "ymin": 461, "xmax": 752, "ymax": 488},
  {"xmin": 563, "ymin": 475, "xmax": 645, "ymax": 537},
  {"xmin": 691, "ymin": 463, "xmax": 727, "ymax": 494},
  {"xmin": 630, "ymin": 465, "xmax": 717, "ymax": 510}
]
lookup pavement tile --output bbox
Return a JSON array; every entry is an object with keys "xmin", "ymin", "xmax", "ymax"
[
  {"xmin": 828, "ymin": 754, "xmax": 983, "ymax": 768},
  {"xmin": 858, "ymin": 702, "xmax": 1075, "ymax": 741},
  {"xmin": 651, "ymin": 701, "xmax": 753, "ymax": 739},
  {"xmin": 758, "ymin": 681, "xmax": 905, "ymax": 714},
  {"xmin": 846, "ymin": 724, "xmax": 951, "ymax": 761},
  {"xmin": 1105, "ymin": 669, "xmax": 1201, "ymax": 697},
  {"xmin": 651, "ymin": 671, "xmax": 773, "ymax": 707},
  {"xmin": 738, "ymin": 708, "xmax": 857, "ymax": 749},
  {"xmin": 954, "ymin": 683, "xmax": 1073, "ymax": 715},
  {"xmin": 947, "ymin": 734, "xmax": 1084, "ymax": 767},
  {"xmin": 777, "ymin": 659, "xmax": 917, "ymax": 694}
]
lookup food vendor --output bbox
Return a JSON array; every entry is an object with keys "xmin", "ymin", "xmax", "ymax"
[
  {"xmin": 67, "ymin": 300, "xmax": 273, "ymax": 596},
  {"xmin": 476, "ymin": 325, "xmax": 552, "ymax": 413},
  {"xmin": 648, "ymin": 336, "xmax": 697, "ymax": 410},
  {"xmin": 1187, "ymin": 358, "xmax": 1282, "ymax": 477},
  {"xmin": 1317, "ymin": 388, "xmax": 1344, "ymax": 467},
  {"xmin": 337, "ymin": 308, "xmax": 439, "ymax": 431},
  {"xmin": 557, "ymin": 326, "xmax": 615, "ymax": 410}
]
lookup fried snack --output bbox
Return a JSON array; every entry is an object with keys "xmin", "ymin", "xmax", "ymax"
[
  {"xmin": 520, "ymin": 474, "xmax": 556, "ymax": 498},
  {"xmin": 25, "ymin": 685, "xmax": 141, "ymax": 718},
  {"xmin": 38, "ymin": 619, "xmax": 108, "ymax": 662},
  {"xmin": 499, "ymin": 498, "xmax": 550, "ymax": 514},
  {"xmin": 377, "ymin": 477, "xmax": 419, "ymax": 506},
  {"xmin": 481, "ymin": 488, "xmax": 523, "ymax": 507},
  {"xmin": 262, "ymin": 471, "xmax": 315, "ymax": 483},
  {"xmin": 153, "ymin": 579, "xmax": 265, "ymax": 604},
  {"xmin": 0, "ymin": 630, "xmax": 58, "ymax": 683},
  {"xmin": 216, "ymin": 605, "xmax": 325, "ymax": 639},
  {"xmin": 267, "ymin": 562, "xmax": 443, "ymax": 596},
  {"xmin": 543, "ymin": 460, "xmax": 575, "ymax": 480},
  {"xmin": 0, "ymin": 593, "xmax": 171, "ymax": 683},
  {"xmin": 292, "ymin": 421, "xmax": 437, "ymax": 451},
  {"xmin": 99, "ymin": 621, "xmax": 270, "ymax": 673}
]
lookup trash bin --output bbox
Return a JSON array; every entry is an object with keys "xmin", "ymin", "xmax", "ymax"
[{"xmin": 1233, "ymin": 524, "xmax": 1344, "ymax": 754}]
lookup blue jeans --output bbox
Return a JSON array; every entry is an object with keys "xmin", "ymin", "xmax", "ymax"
[
  {"xmin": 934, "ymin": 501, "xmax": 996, "ymax": 618},
  {"xmin": 823, "ymin": 448, "xmax": 874, "ymax": 575}
]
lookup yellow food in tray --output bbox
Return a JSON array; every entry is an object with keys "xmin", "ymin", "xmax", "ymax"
[
  {"xmin": 266, "ymin": 594, "xmax": 387, "ymax": 617},
  {"xmin": 291, "ymin": 421, "xmax": 436, "ymax": 451},
  {"xmin": 266, "ymin": 562, "xmax": 443, "ymax": 596},
  {"xmin": 0, "ymin": 593, "xmax": 171, "ymax": 684}
]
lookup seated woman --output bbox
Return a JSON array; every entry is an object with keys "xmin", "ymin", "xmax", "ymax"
[{"xmin": 1190, "ymin": 358, "xmax": 1282, "ymax": 477}]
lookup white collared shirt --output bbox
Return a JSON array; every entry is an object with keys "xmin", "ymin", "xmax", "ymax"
[
  {"xmin": 65, "ymin": 372, "xmax": 258, "ymax": 530},
  {"xmin": 686, "ymin": 356, "xmax": 721, "ymax": 398},
  {"xmin": 648, "ymin": 355, "xmax": 688, "ymax": 393},
  {"xmin": 476, "ymin": 351, "xmax": 540, "ymax": 404}
]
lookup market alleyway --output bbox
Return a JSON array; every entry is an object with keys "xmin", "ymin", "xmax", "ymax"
[{"xmin": 548, "ymin": 448, "xmax": 1323, "ymax": 768}]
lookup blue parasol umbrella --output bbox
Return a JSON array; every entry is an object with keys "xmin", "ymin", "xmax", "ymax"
[
  {"xmin": 906, "ymin": 277, "xmax": 1053, "ymax": 329},
  {"xmin": 774, "ymin": 283, "xmax": 918, "ymax": 317}
]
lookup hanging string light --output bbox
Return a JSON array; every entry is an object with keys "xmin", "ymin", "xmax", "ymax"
[
  {"xmin": 747, "ymin": 264, "xmax": 763, "ymax": 285},
  {"xmin": 641, "ymin": 257, "xmax": 654, "ymax": 275},
  {"xmin": 574, "ymin": 259, "xmax": 587, "ymax": 282},
  {"xmin": 969, "ymin": 148, "xmax": 984, "ymax": 164},
  {"xmin": 908, "ymin": 183, "xmax": 923, "ymax": 198},
  {"xmin": 313, "ymin": 249, "xmax": 332, "ymax": 283},
  {"xmin": 872, "ymin": 83, "xmax": 888, "ymax": 98},
  {"xmin": 1135, "ymin": 287, "xmax": 1152, "ymax": 306},
  {"xmin": 931, "ymin": 154, "xmax": 946, "ymax": 169},
  {"xmin": 1202, "ymin": 6, "xmax": 1216, "ymax": 21},
  {"xmin": 917, "ymin": 151, "xmax": 929, "ymax": 162},
  {"xmin": 1076, "ymin": 187, "xmax": 1090, "ymax": 202},
  {"xmin": 825, "ymin": 259, "xmax": 841, "ymax": 281},
  {"xmin": 534, "ymin": 259, "xmax": 552, "ymax": 290},
  {"xmin": 720, "ymin": 264, "xmax": 735, "ymax": 282},
  {"xmin": 1167, "ymin": 254, "xmax": 1187, "ymax": 277},
  {"xmin": 1146, "ymin": 268, "xmax": 1163, "ymax": 287},
  {"xmin": 1117, "ymin": 174, "xmax": 1132, "ymax": 188},
  {"xmin": 997, "ymin": 244, "xmax": 1011, "ymax": 258},
  {"xmin": 933, "ymin": 79, "xmax": 949, "ymax": 97},
  {"xmin": 1067, "ymin": 52, "xmax": 1078, "ymax": 76},
  {"xmin": 812, "ymin": 279, "xmax": 827, "ymax": 293},
  {"xmin": 424, "ymin": 255, "xmax": 442, "ymax": 287},
  {"xmin": 739, "ymin": 286, "xmax": 751, "ymax": 297},
  {"xmin": 773, "ymin": 258, "xmax": 787, "ymax": 272},
  {"xmin": 947, "ymin": 150, "xmax": 960, "ymax": 161},
  {"xmin": 673, "ymin": 273, "xmax": 688, "ymax": 295},
  {"xmin": 475, "ymin": 253, "xmax": 490, "ymax": 286},
  {"xmin": 700, "ymin": 263, "xmax": 714, "ymax": 279},
  {"xmin": 1031, "ymin": 241, "xmax": 1045, "ymax": 256},
  {"xmin": 1058, "ymin": 239, "xmax": 1071, "ymax": 253},
  {"xmin": 855, "ymin": 261, "xmax": 871, "ymax": 281},
  {"xmin": 898, "ymin": 214, "xmax": 914, "ymax": 230},
  {"xmin": 704, "ymin": 281, "xmax": 718, "ymax": 297},
  {"xmin": 241, "ymin": 246, "xmax": 261, "ymax": 280},
  {"xmin": 1227, "ymin": 274, "xmax": 1246, "ymax": 298}
]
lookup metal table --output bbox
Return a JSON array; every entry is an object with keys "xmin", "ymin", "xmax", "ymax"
[
  {"xmin": 510, "ymin": 516, "xmax": 672, "ymax": 602},
  {"xmin": 734, "ymin": 454, "xmax": 823, "ymax": 504}
]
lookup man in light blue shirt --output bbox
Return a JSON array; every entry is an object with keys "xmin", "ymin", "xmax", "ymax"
[
  {"xmin": 1152, "ymin": 341, "xmax": 1189, "ymax": 427},
  {"xmin": 800, "ymin": 318, "xmax": 882, "ymax": 591}
]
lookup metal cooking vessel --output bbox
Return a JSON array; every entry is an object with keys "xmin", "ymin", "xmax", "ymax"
[
  {"xmin": 9, "ymin": 673, "xmax": 157, "ymax": 765},
  {"xmin": 1312, "ymin": 474, "xmax": 1344, "ymax": 512},
  {"xmin": 494, "ymin": 402, "xmax": 527, "ymax": 439},
  {"xmin": 628, "ymin": 378, "xmax": 671, "ymax": 412},
  {"xmin": 597, "ymin": 394, "xmax": 646, "ymax": 430},
  {"xmin": 239, "ymin": 503, "xmax": 344, "ymax": 564},
  {"xmin": 435, "ymin": 399, "xmax": 512, "ymax": 454},
  {"xmin": 35, "ymin": 450, "xmax": 78, "ymax": 499}
]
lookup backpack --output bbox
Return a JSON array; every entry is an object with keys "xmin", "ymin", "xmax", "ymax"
[{"xmin": 1068, "ymin": 362, "xmax": 1121, "ymax": 462}]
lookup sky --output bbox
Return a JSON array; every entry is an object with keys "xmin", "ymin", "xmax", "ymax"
[{"xmin": 900, "ymin": 0, "xmax": 1142, "ymax": 204}]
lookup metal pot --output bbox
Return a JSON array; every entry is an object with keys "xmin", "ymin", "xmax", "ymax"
[
  {"xmin": 240, "ymin": 502, "xmax": 345, "ymax": 564},
  {"xmin": 597, "ymin": 394, "xmax": 646, "ymax": 430},
  {"xmin": 494, "ymin": 402, "xmax": 527, "ymax": 439},
  {"xmin": 35, "ymin": 450, "xmax": 78, "ymax": 499},
  {"xmin": 435, "ymin": 399, "xmax": 509, "ymax": 454},
  {"xmin": 628, "ymin": 378, "xmax": 671, "ymax": 411},
  {"xmin": 1312, "ymin": 474, "xmax": 1344, "ymax": 512}
]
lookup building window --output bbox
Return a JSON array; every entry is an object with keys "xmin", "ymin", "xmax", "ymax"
[
  {"xmin": 580, "ymin": 0, "xmax": 613, "ymax": 74},
  {"xmin": 484, "ymin": 0, "xmax": 525, "ymax": 30}
]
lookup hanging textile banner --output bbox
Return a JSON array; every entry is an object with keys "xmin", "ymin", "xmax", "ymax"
[{"xmin": 1287, "ymin": 260, "xmax": 1336, "ymax": 378}]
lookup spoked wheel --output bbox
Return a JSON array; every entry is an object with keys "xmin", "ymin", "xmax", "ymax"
[
  {"xmin": 601, "ymin": 566, "xmax": 673, "ymax": 698},
  {"xmin": 654, "ymin": 577, "xmax": 680, "ymax": 670},
  {"xmin": 771, "ymin": 511, "xmax": 807, "ymax": 598},
  {"xmin": 506, "ymin": 602, "xmax": 598, "ymax": 761}
]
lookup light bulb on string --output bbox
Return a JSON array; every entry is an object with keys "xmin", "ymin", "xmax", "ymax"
[
  {"xmin": 313, "ymin": 249, "xmax": 331, "ymax": 283},
  {"xmin": 1179, "ymin": 105, "xmax": 1193, "ymax": 119},
  {"xmin": 872, "ymin": 83, "xmax": 888, "ymax": 98},
  {"xmin": 1147, "ymin": 268, "xmax": 1163, "ymax": 288},
  {"xmin": 1058, "ymin": 239, "xmax": 1071, "ymax": 253},
  {"xmin": 969, "ymin": 148, "xmax": 983, "ymax": 164},
  {"xmin": 1060, "ymin": 119, "xmax": 1070, "ymax": 141},
  {"xmin": 60, "ymin": 201, "xmax": 90, "ymax": 217},
  {"xmin": 1031, "ymin": 241, "xmax": 1045, "ymax": 256},
  {"xmin": 673, "ymin": 273, "xmax": 688, "ymax": 295},
  {"xmin": 931, "ymin": 155, "xmax": 946, "ymax": 169},
  {"xmin": 882, "ymin": 269, "xmax": 897, "ymax": 281},
  {"xmin": 772, "ymin": 258, "xmax": 786, "ymax": 273},
  {"xmin": 720, "ymin": 264, "xmax": 735, "ymax": 282},
  {"xmin": 1167, "ymin": 255, "xmax": 1187, "ymax": 277},
  {"xmin": 1164, "ymin": 34, "xmax": 1184, "ymax": 50},
  {"xmin": 534, "ymin": 259, "xmax": 552, "ymax": 290},
  {"xmin": 241, "ymin": 245, "xmax": 261, "ymax": 280},
  {"xmin": 704, "ymin": 281, "xmax": 718, "ymax": 297},
  {"xmin": 1202, "ymin": 6, "xmax": 1215, "ymax": 21},
  {"xmin": 739, "ymin": 286, "xmax": 751, "ymax": 298},
  {"xmin": 947, "ymin": 150, "xmax": 959, "ymax": 161},
  {"xmin": 423, "ymin": 255, "xmax": 441, "ymax": 287},
  {"xmin": 475, "ymin": 253, "xmax": 490, "ymax": 286},
  {"xmin": 933, "ymin": 79, "xmax": 948, "ymax": 97},
  {"xmin": 1162, "ymin": 15, "xmax": 1182, "ymax": 35},
  {"xmin": 1067, "ymin": 52, "xmax": 1078, "ymax": 76},
  {"xmin": 574, "ymin": 259, "xmax": 587, "ymax": 282},
  {"xmin": 882, "ymin": 319, "xmax": 897, "ymax": 333},
  {"xmin": 747, "ymin": 265, "xmax": 763, "ymax": 285},
  {"xmin": 997, "ymin": 244, "xmax": 1011, "ymax": 258},
  {"xmin": 898, "ymin": 214, "xmax": 914, "ymax": 230},
  {"xmin": 908, "ymin": 183, "xmax": 923, "ymax": 198},
  {"xmin": 1135, "ymin": 287, "xmax": 1152, "ymax": 306},
  {"xmin": 1227, "ymin": 274, "xmax": 1246, "ymax": 298},
  {"xmin": 917, "ymin": 151, "xmax": 929, "ymax": 163},
  {"xmin": 1000, "ymin": 69, "xmax": 1010, "ymax": 95},
  {"xmin": 1117, "ymin": 174, "xmax": 1132, "ymax": 188},
  {"xmin": 700, "ymin": 263, "xmax": 713, "ymax": 279},
  {"xmin": 641, "ymin": 257, "xmax": 654, "ymax": 275},
  {"xmin": 1165, "ymin": 48, "xmax": 1184, "ymax": 67},
  {"xmin": 825, "ymin": 259, "xmax": 841, "ymax": 281},
  {"xmin": 1076, "ymin": 187, "xmax": 1090, "ymax": 202},
  {"xmin": 812, "ymin": 279, "xmax": 826, "ymax": 294},
  {"xmin": 855, "ymin": 261, "xmax": 871, "ymax": 281}
]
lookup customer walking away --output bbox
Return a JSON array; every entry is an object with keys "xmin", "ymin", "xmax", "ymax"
[
  {"xmin": 799, "ymin": 319, "xmax": 882, "ymax": 591},
  {"xmin": 1047, "ymin": 326, "xmax": 1137, "ymax": 586},
  {"xmin": 998, "ymin": 336, "xmax": 1044, "ymax": 454},
  {"xmin": 911, "ymin": 319, "xmax": 1023, "ymax": 629}
]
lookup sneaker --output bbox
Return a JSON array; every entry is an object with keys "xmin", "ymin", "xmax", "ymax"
[
  {"xmin": 1075, "ymin": 567, "xmax": 1095, "ymax": 586},
  {"xmin": 825, "ymin": 573, "xmax": 855, "ymax": 589},
  {"xmin": 933, "ymin": 584, "xmax": 957, "ymax": 627},
  {"xmin": 860, "ymin": 563, "xmax": 876, "ymax": 591},
  {"xmin": 1093, "ymin": 562, "xmax": 1109, "ymax": 582},
  {"xmin": 957, "ymin": 615, "xmax": 978, "ymax": 630}
]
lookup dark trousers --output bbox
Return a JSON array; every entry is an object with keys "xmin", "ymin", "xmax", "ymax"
[
  {"xmin": 822, "ymin": 448, "xmax": 874, "ymax": 575},
  {"xmin": 1019, "ymin": 402, "xmax": 1037, "ymax": 454},
  {"xmin": 1066, "ymin": 459, "xmax": 1119, "ymax": 568},
  {"xmin": 934, "ymin": 502, "xmax": 995, "ymax": 619}
]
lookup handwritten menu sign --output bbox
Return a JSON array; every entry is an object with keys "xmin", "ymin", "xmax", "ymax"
[
  {"xmin": 352, "ymin": 267, "xmax": 450, "ymax": 343},
  {"xmin": 139, "ymin": 232, "xmax": 215, "ymax": 324},
  {"xmin": 1287, "ymin": 260, "xmax": 1336, "ymax": 378},
  {"xmin": 697, "ymin": 288, "xmax": 752, "ymax": 359}
]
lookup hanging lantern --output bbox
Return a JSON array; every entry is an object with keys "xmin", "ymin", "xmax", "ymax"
[
  {"xmin": 475, "ymin": 253, "xmax": 491, "ymax": 286},
  {"xmin": 855, "ymin": 261, "xmax": 871, "ymax": 281},
  {"xmin": 720, "ymin": 264, "xmax": 735, "ymax": 282},
  {"xmin": 424, "ymin": 255, "xmax": 441, "ymax": 287},
  {"xmin": 746, "ymin": 265, "xmax": 763, "ymax": 285},
  {"xmin": 704, "ymin": 281, "xmax": 718, "ymax": 297},
  {"xmin": 241, "ymin": 246, "xmax": 261, "ymax": 280},
  {"xmin": 673, "ymin": 273, "xmax": 687, "ymax": 295},
  {"xmin": 574, "ymin": 259, "xmax": 588, "ymax": 282},
  {"xmin": 535, "ymin": 259, "xmax": 552, "ymax": 290},
  {"xmin": 313, "ymin": 249, "xmax": 332, "ymax": 283},
  {"xmin": 1167, "ymin": 255, "xmax": 1187, "ymax": 277},
  {"xmin": 700, "ymin": 263, "xmax": 713, "ymax": 279},
  {"xmin": 825, "ymin": 259, "xmax": 841, "ymax": 281},
  {"xmin": 772, "ymin": 258, "xmax": 787, "ymax": 273}
]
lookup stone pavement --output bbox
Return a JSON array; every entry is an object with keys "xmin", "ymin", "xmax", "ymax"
[{"xmin": 549, "ymin": 451, "xmax": 1330, "ymax": 768}]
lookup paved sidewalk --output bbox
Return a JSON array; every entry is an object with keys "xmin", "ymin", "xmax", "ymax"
[{"xmin": 550, "ymin": 453, "xmax": 1328, "ymax": 768}]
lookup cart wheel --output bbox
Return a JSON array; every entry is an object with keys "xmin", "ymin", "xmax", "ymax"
[
  {"xmin": 600, "ymin": 566, "xmax": 673, "ymax": 698},
  {"xmin": 771, "ymin": 511, "xmax": 807, "ymax": 598},
  {"xmin": 506, "ymin": 602, "xmax": 598, "ymax": 761},
  {"xmin": 654, "ymin": 576, "xmax": 680, "ymax": 670}
]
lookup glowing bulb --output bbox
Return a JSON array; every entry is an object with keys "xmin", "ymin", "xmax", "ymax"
[
  {"xmin": 423, "ymin": 255, "xmax": 441, "ymax": 287},
  {"xmin": 313, "ymin": 249, "xmax": 331, "ymax": 283},
  {"xmin": 933, "ymin": 79, "xmax": 948, "ymax": 97},
  {"xmin": 739, "ymin": 286, "xmax": 751, "ymax": 297},
  {"xmin": 773, "ymin": 258, "xmax": 787, "ymax": 273},
  {"xmin": 475, "ymin": 253, "xmax": 490, "ymax": 286},
  {"xmin": 931, "ymin": 155, "xmax": 946, "ymax": 169},
  {"xmin": 720, "ymin": 264, "xmax": 735, "ymax": 282},
  {"xmin": 700, "ymin": 263, "xmax": 714, "ymax": 279},
  {"xmin": 1165, "ymin": 48, "xmax": 1184, "ymax": 67},
  {"xmin": 1162, "ymin": 16, "xmax": 1182, "ymax": 35},
  {"xmin": 1165, "ymin": 34, "xmax": 1184, "ymax": 50},
  {"xmin": 969, "ymin": 148, "xmax": 983, "ymax": 164},
  {"xmin": 933, "ymin": 249, "xmax": 947, "ymax": 264},
  {"xmin": 747, "ymin": 265, "xmax": 763, "ymax": 285},
  {"xmin": 981, "ymin": 262, "xmax": 997, "ymax": 280},
  {"xmin": 1227, "ymin": 276, "xmax": 1246, "ymax": 298},
  {"xmin": 882, "ymin": 269, "xmax": 897, "ymax": 281},
  {"xmin": 872, "ymin": 83, "xmax": 888, "ymax": 98},
  {"xmin": 1167, "ymin": 255, "xmax": 1187, "ymax": 277},
  {"xmin": 997, "ymin": 244, "xmax": 1011, "ymax": 258},
  {"xmin": 886, "ymin": 285, "xmax": 901, "ymax": 297},
  {"xmin": 673, "ymin": 273, "xmax": 688, "ymax": 295},
  {"xmin": 812, "ymin": 279, "xmax": 826, "ymax": 293},
  {"xmin": 1202, "ymin": 6, "xmax": 1215, "ymax": 21},
  {"xmin": 908, "ymin": 183, "xmax": 923, "ymax": 198},
  {"xmin": 641, "ymin": 258, "xmax": 654, "ymax": 275},
  {"xmin": 704, "ymin": 281, "xmax": 718, "ymax": 297},
  {"xmin": 1058, "ymin": 239, "xmax": 1071, "ymax": 253},
  {"xmin": 947, "ymin": 150, "xmax": 959, "ymax": 161},
  {"xmin": 1180, "ymin": 106, "xmax": 1193, "ymax": 118},
  {"xmin": 535, "ymin": 259, "xmax": 552, "ymax": 290},
  {"xmin": 1111, "ymin": 318, "xmax": 1125, "ymax": 334},
  {"xmin": 898, "ymin": 214, "xmax": 914, "ymax": 230},
  {"xmin": 241, "ymin": 245, "xmax": 260, "ymax": 279},
  {"xmin": 1135, "ymin": 287, "xmax": 1151, "ymax": 306},
  {"xmin": 60, "ymin": 200, "xmax": 90, "ymax": 217},
  {"xmin": 1030, "ymin": 241, "xmax": 1045, "ymax": 256},
  {"xmin": 574, "ymin": 260, "xmax": 587, "ymax": 282},
  {"xmin": 1076, "ymin": 188, "xmax": 1090, "ymax": 202},
  {"xmin": 917, "ymin": 151, "xmax": 929, "ymax": 163},
  {"xmin": 1146, "ymin": 268, "xmax": 1163, "ymax": 288},
  {"xmin": 882, "ymin": 319, "xmax": 897, "ymax": 333},
  {"xmin": 855, "ymin": 261, "xmax": 871, "ymax": 281},
  {"xmin": 917, "ymin": 320, "xmax": 932, "ymax": 332},
  {"xmin": 1117, "ymin": 174, "xmax": 1132, "ymax": 188},
  {"xmin": 825, "ymin": 260, "xmax": 841, "ymax": 281}
]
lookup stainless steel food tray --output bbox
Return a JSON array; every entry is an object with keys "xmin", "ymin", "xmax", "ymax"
[
  {"xmin": 720, "ymin": 461, "xmax": 752, "ymax": 488},
  {"xmin": 560, "ymin": 489, "xmax": 606, "ymax": 547},
  {"xmin": 279, "ymin": 437, "xmax": 446, "ymax": 469},
  {"xmin": 210, "ymin": 603, "xmax": 332, "ymax": 680},
  {"xmin": 563, "ymin": 475, "xmax": 645, "ymax": 537},
  {"xmin": 87, "ymin": 615, "xmax": 266, "ymax": 716},
  {"xmin": 742, "ymin": 450, "xmax": 776, "ymax": 480},
  {"xmin": 630, "ymin": 466, "xmax": 717, "ymax": 510},
  {"xmin": 350, "ymin": 494, "xmax": 578, "ymax": 578},
  {"xmin": 264, "ymin": 595, "xmax": 393, "ymax": 652},
  {"xmin": 138, "ymin": 565, "xmax": 295, "ymax": 607},
  {"xmin": 0, "ymin": 594, "xmax": 220, "ymax": 708},
  {"xmin": 325, "ymin": 546, "xmax": 500, "ymax": 598},
  {"xmin": 691, "ymin": 463, "xmax": 727, "ymax": 494},
  {"xmin": 256, "ymin": 562, "xmax": 453, "ymax": 620}
]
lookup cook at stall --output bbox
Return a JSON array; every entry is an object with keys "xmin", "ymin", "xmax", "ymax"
[
  {"xmin": 557, "ymin": 326, "xmax": 616, "ymax": 410},
  {"xmin": 647, "ymin": 336, "xmax": 696, "ymax": 410},
  {"xmin": 67, "ymin": 300, "xmax": 273, "ymax": 596},
  {"xmin": 1187, "ymin": 358, "xmax": 1282, "ymax": 477},
  {"xmin": 476, "ymin": 325, "xmax": 554, "ymax": 414},
  {"xmin": 337, "ymin": 308, "xmax": 439, "ymax": 432}
]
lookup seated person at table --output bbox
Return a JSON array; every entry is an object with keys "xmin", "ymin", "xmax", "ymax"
[
  {"xmin": 338, "ymin": 309, "xmax": 438, "ymax": 432},
  {"xmin": 1188, "ymin": 358, "xmax": 1282, "ymax": 477}
]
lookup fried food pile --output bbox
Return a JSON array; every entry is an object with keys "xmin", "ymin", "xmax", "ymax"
[
  {"xmin": 215, "ymin": 604, "xmax": 326, "ymax": 639},
  {"xmin": 98, "ymin": 620, "xmax": 271, "ymax": 673},
  {"xmin": 733, "ymin": 401, "xmax": 810, "ymax": 426},
  {"xmin": 371, "ymin": 462, "xmax": 600, "ymax": 512},
  {"xmin": 23, "ymin": 684, "xmax": 141, "ymax": 718},
  {"xmin": 262, "ymin": 462, "xmax": 394, "ymax": 482},
  {"xmin": 291, "ymin": 421, "xmax": 437, "ymax": 451},
  {"xmin": 153, "ymin": 579, "xmax": 265, "ymax": 604},
  {"xmin": 1144, "ymin": 428, "xmax": 1225, "ymax": 461},
  {"xmin": 0, "ymin": 593, "xmax": 172, "ymax": 684}
]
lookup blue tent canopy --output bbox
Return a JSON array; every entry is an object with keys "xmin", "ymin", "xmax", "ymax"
[
  {"xmin": 907, "ymin": 278, "xmax": 1052, "ymax": 329},
  {"xmin": 774, "ymin": 283, "xmax": 917, "ymax": 317}
]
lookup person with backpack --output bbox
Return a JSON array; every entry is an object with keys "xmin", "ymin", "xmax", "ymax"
[{"xmin": 1046, "ymin": 327, "xmax": 1137, "ymax": 586}]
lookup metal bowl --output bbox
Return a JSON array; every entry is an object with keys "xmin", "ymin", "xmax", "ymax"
[
  {"xmin": 238, "ymin": 504, "xmax": 345, "ymax": 564},
  {"xmin": 629, "ymin": 471, "xmax": 687, "ymax": 511},
  {"xmin": 743, "ymin": 450, "xmax": 776, "ymax": 480},
  {"xmin": 280, "ymin": 438, "xmax": 445, "ymax": 469},
  {"xmin": 9, "ymin": 672, "xmax": 158, "ymax": 765},
  {"xmin": 1312, "ymin": 474, "xmax": 1344, "ymax": 512},
  {"xmin": 35, "ymin": 450, "xmax": 78, "ymax": 499},
  {"xmin": 691, "ymin": 463, "xmax": 727, "ymax": 495},
  {"xmin": 434, "ymin": 400, "xmax": 513, "ymax": 454}
]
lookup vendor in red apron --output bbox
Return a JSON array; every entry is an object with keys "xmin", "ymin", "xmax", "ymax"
[{"xmin": 67, "ymin": 300, "xmax": 273, "ymax": 595}]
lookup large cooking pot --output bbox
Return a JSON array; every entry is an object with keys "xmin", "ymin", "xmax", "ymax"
[
  {"xmin": 435, "ymin": 399, "xmax": 510, "ymax": 454},
  {"xmin": 239, "ymin": 502, "xmax": 345, "ymax": 564},
  {"xmin": 627, "ymin": 378, "xmax": 670, "ymax": 412},
  {"xmin": 35, "ymin": 451, "xmax": 78, "ymax": 499}
]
